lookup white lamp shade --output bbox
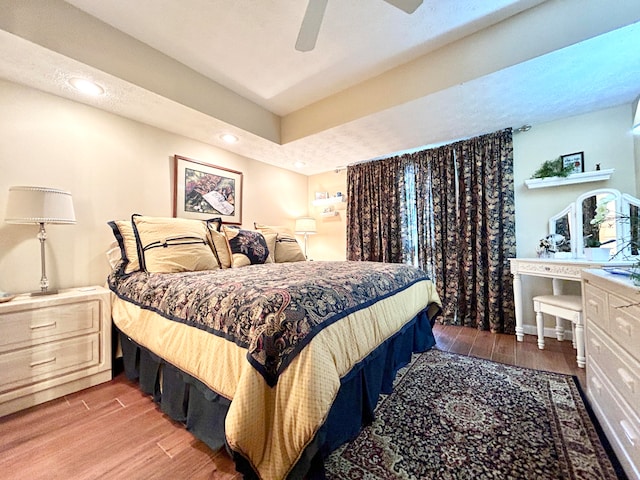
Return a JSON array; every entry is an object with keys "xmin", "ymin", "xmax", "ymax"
[
  {"xmin": 295, "ymin": 217, "xmax": 317, "ymax": 234},
  {"xmin": 5, "ymin": 186, "xmax": 76, "ymax": 224}
]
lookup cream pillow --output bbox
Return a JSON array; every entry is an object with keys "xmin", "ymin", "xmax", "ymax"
[
  {"xmin": 254, "ymin": 223, "xmax": 306, "ymax": 263},
  {"xmin": 132, "ymin": 215, "xmax": 218, "ymax": 273},
  {"xmin": 208, "ymin": 227, "xmax": 232, "ymax": 269},
  {"xmin": 108, "ymin": 219, "xmax": 141, "ymax": 274}
]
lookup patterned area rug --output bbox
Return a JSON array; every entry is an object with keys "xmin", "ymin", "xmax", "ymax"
[{"xmin": 325, "ymin": 349, "xmax": 625, "ymax": 480}]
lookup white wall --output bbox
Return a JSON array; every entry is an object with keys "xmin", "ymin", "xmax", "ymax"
[
  {"xmin": 307, "ymin": 170, "xmax": 348, "ymax": 261},
  {"xmin": 0, "ymin": 79, "xmax": 308, "ymax": 294},
  {"xmin": 513, "ymin": 103, "xmax": 638, "ymax": 332}
]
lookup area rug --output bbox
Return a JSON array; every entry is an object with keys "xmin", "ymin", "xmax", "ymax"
[{"xmin": 324, "ymin": 349, "xmax": 625, "ymax": 480}]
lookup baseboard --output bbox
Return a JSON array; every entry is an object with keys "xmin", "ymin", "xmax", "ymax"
[{"xmin": 522, "ymin": 324, "xmax": 575, "ymax": 342}]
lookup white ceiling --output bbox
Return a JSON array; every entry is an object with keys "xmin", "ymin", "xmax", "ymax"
[{"xmin": 1, "ymin": 0, "xmax": 639, "ymax": 175}]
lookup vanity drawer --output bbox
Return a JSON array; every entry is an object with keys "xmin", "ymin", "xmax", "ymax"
[
  {"xmin": 0, "ymin": 299, "xmax": 101, "ymax": 352},
  {"xmin": 608, "ymin": 293, "xmax": 640, "ymax": 358},
  {"xmin": 0, "ymin": 334, "xmax": 101, "ymax": 392},
  {"xmin": 583, "ymin": 283, "xmax": 609, "ymax": 332},
  {"xmin": 588, "ymin": 325, "xmax": 640, "ymax": 415}
]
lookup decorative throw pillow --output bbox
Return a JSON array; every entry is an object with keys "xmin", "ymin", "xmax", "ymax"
[
  {"xmin": 107, "ymin": 219, "xmax": 141, "ymax": 275},
  {"xmin": 223, "ymin": 226, "xmax": 273, "ymax": 268},
  {"xmin": 274, "ymin": 235, "xmax": 306, "ymax": 262},
  {"xmin": 132, "ymin": 215, "xmax": 219, "ymax": 273},
  {"xmin": 254, "ymin": 223, "xmax": 306, "ymax": 262},
  {"xmin": 207, "ymin": 226, "xmax": 232, "ymax": 269}
]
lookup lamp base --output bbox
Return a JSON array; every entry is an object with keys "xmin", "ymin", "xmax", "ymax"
[{"xmin": 30, "ymin": 289, "xmax": 59, "ymax": 297}]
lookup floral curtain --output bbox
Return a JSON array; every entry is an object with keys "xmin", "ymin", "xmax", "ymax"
[
  {"xmin": 346, "ymin": 156, "xmax": 405, "ymax": 263},
  {"xmin": 347, "ymin": 128, "xmax": 516, "ymax": 333}
]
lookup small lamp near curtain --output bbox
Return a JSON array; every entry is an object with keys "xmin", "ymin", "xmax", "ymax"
[
  {"xmin": 295, "ymin": 217, "xmax": 317, "ymax": 259},
  {"xmin": 5, "ymin": 186, "xmax": 76, "ymax": 295}
]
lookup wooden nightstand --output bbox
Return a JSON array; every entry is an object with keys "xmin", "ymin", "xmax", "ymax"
[{"xmin": 0, "ymin": 286, "xmax": 112, "ymax": 417}]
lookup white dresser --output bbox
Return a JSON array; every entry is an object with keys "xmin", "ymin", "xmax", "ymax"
[
  {"xmin": 582, "ymin": 269, "xmax": 640, "ymax": 479},
  {"xmin": 0, "ymin": 286, "xmax": 112, "ymax": 417}
]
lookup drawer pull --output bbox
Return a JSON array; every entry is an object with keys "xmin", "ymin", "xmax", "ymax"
[
  {"xmin": 30, "ymin": 321, "xmax": 57, "ymax": 330},
  {"xmin": 620, "ymin": 420, "xmax": 638, "ymax": 447},
  {"xmin": 618, "ymin": 368, "xmax": 636, "ymax": 393},
  {"xmin": 30, "ymin": 357, "xmax": 56, "ymax": 368},
  {"xmin": 590, "ymin": 376, "xmax": 603, "ymax": 395},
  {"xmin": 589, "ymin": 338, "xmax": 602, "ymax": 354},
  {"xmin": 615, "ymin": 317, "xmax": 632, "ymax": 337}
]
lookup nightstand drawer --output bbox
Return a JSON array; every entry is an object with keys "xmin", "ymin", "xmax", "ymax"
[
  {"xmin": 0, "ymin": 299, "xmax": 101, "ymax": 351},
  {"xmin": 0, "ymin": 334, "xmax": 101, "ymax": 392}
]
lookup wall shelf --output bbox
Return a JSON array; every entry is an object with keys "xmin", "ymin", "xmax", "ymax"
[
  {"xmin": 312, "ymin": 195, "xmax": 346, "ymax": 206},
  {"xmin": 524, "ymin": 169, "xmax": 614, "ymax": 189}
]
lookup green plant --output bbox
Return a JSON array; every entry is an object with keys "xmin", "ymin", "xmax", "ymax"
[
  {"xmin": 584, "ymin": 235, "xmax": 601, "ymax": 248},
  {"xmin": 531, "ymin": 157, "xmax": 575, "ymax": 179}
]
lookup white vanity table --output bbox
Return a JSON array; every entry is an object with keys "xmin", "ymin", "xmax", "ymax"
[
  {"xmin": 511, "ymin": 187, "xmax": 639, "ymax": 341},
  {"xmin": 509, "ymin": 257, "xmax": 634, "ymax": 341}
]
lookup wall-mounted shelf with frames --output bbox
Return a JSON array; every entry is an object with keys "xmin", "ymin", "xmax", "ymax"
[
  {"xmin": 312, "ymin": 195, "xmax": 347, "ymax": 206},
  {"xmin": 524, "ymin": 169, "xmax": 614, "ymax": 189}
]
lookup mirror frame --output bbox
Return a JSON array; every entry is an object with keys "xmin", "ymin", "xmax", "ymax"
[
  {"xmin": 549, "ymin": 203, "xmax": 576, "ymax": 255},
  {"xmin": 550, "ymin": 188, "xmax": 640, "ymax": 260},
  {"xmin": 575, "ymin": 188, "xmax": 622, "ymax": 258}
]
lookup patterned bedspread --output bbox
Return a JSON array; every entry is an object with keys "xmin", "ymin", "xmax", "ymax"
[{"xmin": 109, "ymin": 261, "xmax": 428, "ymax": 386}]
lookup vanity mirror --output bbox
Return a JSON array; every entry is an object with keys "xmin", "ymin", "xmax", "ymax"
[{"xmin": 549, "ymin": 188, "xmax": 640, "ymax": 260}]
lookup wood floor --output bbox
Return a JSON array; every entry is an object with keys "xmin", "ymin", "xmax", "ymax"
[{"xmin": 0, "ymin": 325, "xmax": 586, "ymax": 480}]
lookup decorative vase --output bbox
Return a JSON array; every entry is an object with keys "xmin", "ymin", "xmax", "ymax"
[{"xmin": 584, "ymin": 247, "xmax": 611, "ymax": 262}]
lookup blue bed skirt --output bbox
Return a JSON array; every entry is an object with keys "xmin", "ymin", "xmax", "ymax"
[{"xmin": 117, "ymin": 303, "xmax": 439, "ymax": 479}]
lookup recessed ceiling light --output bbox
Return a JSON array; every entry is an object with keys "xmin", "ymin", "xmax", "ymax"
[
  {"xmin": 68, "ymin": 77, "xmax": 105, "ymax": 96},
  {"xmin": 294, "ymin": 161, "xmax": 306, "ymax": 168},
  {"xmin": 220, "ymin": 133, "xmax": 239, "ymax": 144}
]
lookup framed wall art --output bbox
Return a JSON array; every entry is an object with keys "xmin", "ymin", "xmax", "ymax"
[
  {"xmin": 173, "ymin": 155, "xmax": 243, "ymax": 224},
  {"xmin": 561, "ymin": 151, "xmax": 584, "ymax": 174}
]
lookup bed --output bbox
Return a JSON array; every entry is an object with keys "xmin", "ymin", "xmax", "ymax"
[{"xmin": 107, "ymin": 216, "xmax": 442, "ymax": 479}]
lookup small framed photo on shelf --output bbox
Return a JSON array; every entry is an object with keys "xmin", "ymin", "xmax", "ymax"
[
  {"xmin": 315, "ymin": 191, "xmax": 329, "ymax": 200},
  {"xmin": 561, "ymin": 152, "xmax": 584, "ymax": 174}
]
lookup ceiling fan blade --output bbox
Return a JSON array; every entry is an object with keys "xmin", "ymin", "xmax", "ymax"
[
  {"xmin": 383, "ymin": 0, "xmax": 423, "ymax": 14},
  {"xmin": 295, "ymin": 0, "xmax": 328, "ymax": 52}
]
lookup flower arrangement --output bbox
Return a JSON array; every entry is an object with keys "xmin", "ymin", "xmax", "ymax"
[{"xmin": 536, "ymin": 234, "xmax": 566, "ymax": 258}]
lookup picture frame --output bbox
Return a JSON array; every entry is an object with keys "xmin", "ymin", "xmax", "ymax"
[
  {"xmin": 173, "ymin": 155, "xmax": 243, "ymax": 224},
  {"xmin": 561, "ymin": 152, "xmax": 584, "ymax": 174},
  {"xmin": 315, "ymin": 191, "xmax": 329, "ymax": 200}
]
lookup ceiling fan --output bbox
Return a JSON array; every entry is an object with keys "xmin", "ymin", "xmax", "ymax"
[{"xmin": 295, "ymin": 0, "xmax": 424, "ymax": 52}]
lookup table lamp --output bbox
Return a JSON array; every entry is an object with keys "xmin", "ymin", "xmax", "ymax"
[
  {"xmin": 5, "ymin": 186, "xmax": 76, "ymax": 295},
  {"xmin": 295, "ymin": 217, "xmax": 317, "ymax": 259}
]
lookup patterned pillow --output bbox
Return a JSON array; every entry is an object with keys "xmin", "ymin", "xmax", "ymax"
[
  {"xmin": 107, "ymin": 219, "xmax": 141, "ymax": 275},
  {"xmin": 223, "ymin": 226, "xmax": 274, "ymax": 268},
  {"xmin": 132, "ymin": 215, "xmax": 219, "ymax": 273},
  {"xmin": 254, "ymin": 223, "xmax": 306, "ymax": 262}
]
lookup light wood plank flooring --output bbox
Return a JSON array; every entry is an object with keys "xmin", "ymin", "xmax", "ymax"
[{"xmin": 0, "ymin": 325, "xmax": 585, "ymax": 479}]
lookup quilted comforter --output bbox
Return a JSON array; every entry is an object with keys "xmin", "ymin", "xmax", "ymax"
[{"xmin": 109, "ymin": 260, "xmax": 441, "ymax": 480}]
